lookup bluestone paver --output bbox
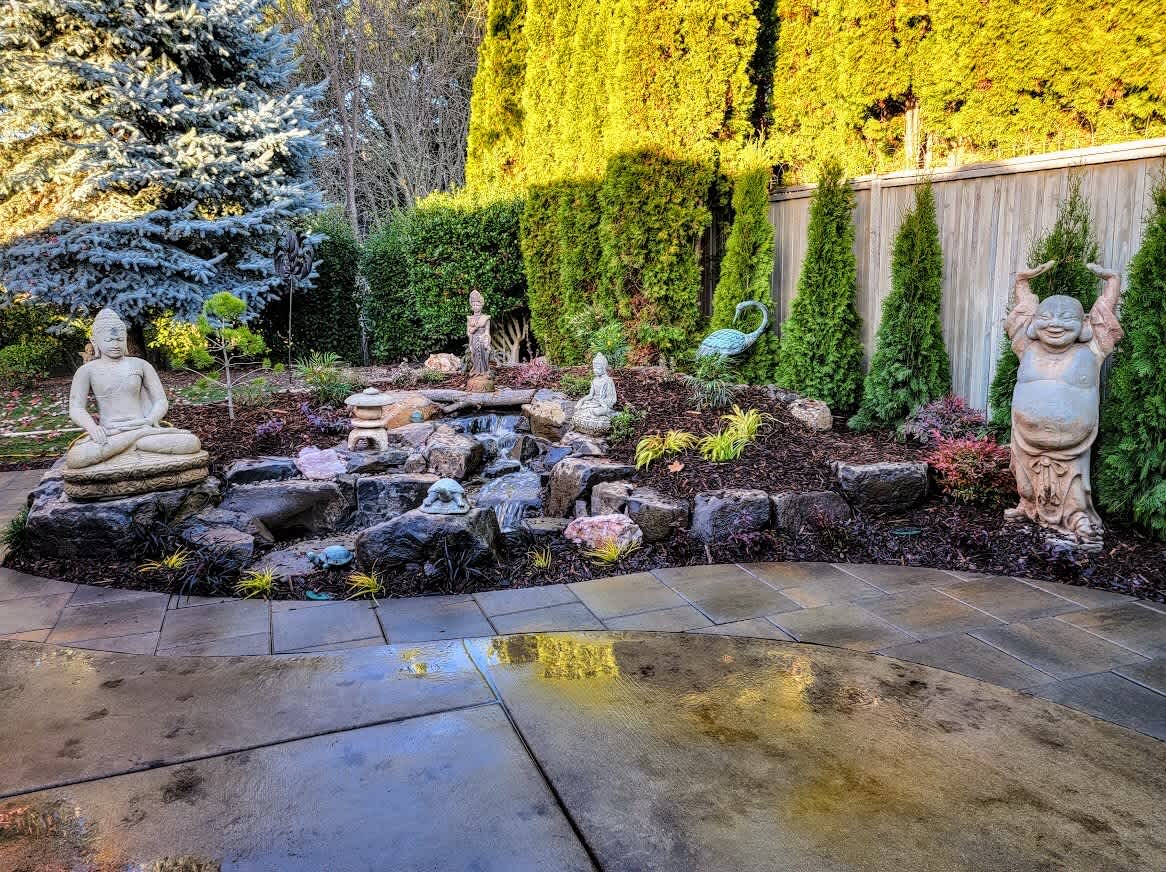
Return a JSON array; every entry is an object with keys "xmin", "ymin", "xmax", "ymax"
[
  {"xmin": 744, "ymin": 561, "xmax": 860, "ymax": 589},
  {"xmin": 661, "ymin": 568, "xmax": 802, "ymax": 623},
  {"xmin": 0, "ymin": 568, "xmax": 75, "ymax": 602},
  {"xmin": 862, "ymin": 588, "xmax": 1004, "ymax": 640},
  {"xmin": 160, "ymin": 632, "xmax": 272, "ymax": 657},
  {"xmin": 0, "ymin": 592, "xmax": 71, "ymax": 635},
  {"xmin": 272, "ymin": 601, "xmax": 383, "ymax": 653},
  {"xmin": 938, "ymin": 576, "xmax": 1083, "ymax": 622},
  {"xmin": 1114, "ymin": 658, "xmax": 1166, "ymax": 695},
  {"xmin": 1027, "ymin": 672, "xmax": 1166, "ymax": 740},
  {"xmin": 474, "ymin": 583, "xmax": 578, "ymax": 616},
  {"xmin": 568, "ymin": 572, "xmax": 687, "ymax": 619},
  {"xmin": 157, "ymin": 599, "xmax": 270, "ymax": 652},
  {"xmin": 47, "ymin": 594, "xmax": 168, "ymax": 644},
  {"xmin": 489, "ymin": 602, "xmax": 604, "ymax": 633},
  {"xmin": 770, "ymin": 603, "xmax": 916, "ymax": 652},
  {"xmin": 691, "ymin": 617, "xmax": 794, "ymax": 640},
  {"xmin": 68, "ymin": 632, "xmax": 160, "ymax": 655},
  {"xmin": 1058, "ymin": 604, "xmax": 1166, "ymax": 658},
  {"xmin": 377, "ymin": 595, "xmax": 493, "ymax": 643},
  {"xmin": 972, "ymin": 617, "xmax": 1148, "ymax": 679},
  {"xmin": 837, "ymin": 563, "xmax": 960, "ymax": 594},
  {"xmin": 880, "ymin": 634, "xmax": 1054, "ymax": 690},
  {"xmin": 604, "ymin": 604, "xmax": 713, "ymax": 631}
]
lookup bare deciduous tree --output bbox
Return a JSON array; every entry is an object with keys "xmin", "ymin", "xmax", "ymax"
[{"xmin": 279, "ymin": 0, "xmax": 484, "ymax": 233}]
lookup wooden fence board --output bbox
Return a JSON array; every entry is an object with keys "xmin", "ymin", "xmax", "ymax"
[{"xmin": 767, "ymin": 139, "xmax": 1166, "ymax": 407}]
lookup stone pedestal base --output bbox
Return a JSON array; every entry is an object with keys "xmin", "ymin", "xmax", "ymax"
[
  {"xmin": 62, "ymin": 450, "xmax": 210, "ymax": 501},
  {"xmin": 569, "ymin": 412, "xmax": 612, "ymax": 437},
  {"xmin": 466, "ymin": 374, "xmax": 495, "ymax": 393},
  {"xmin": 348, "ymin": 426, "xmax": 389, "ymax": 452}
]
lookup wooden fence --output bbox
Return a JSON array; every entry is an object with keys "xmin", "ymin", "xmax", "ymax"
[{"xmin": 767, "ymin": 138, "xmax": 1166, "ymax": 408}]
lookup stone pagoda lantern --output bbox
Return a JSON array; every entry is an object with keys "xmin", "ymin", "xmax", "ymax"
[{"xmin": 345, "ymin": 387, "xmax": 395, "ymax": 451}]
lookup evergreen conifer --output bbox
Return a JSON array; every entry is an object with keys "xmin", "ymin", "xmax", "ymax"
[
  {"xmin": 1096, "ymin": 178, "xmax": 1166, "ymax": 538},
  {"xmin": 710, "ymin": 156, "xmax": 779, "ymax": 383},
  {"xmin": 987, "ymin": 179, "xmax": 1098, "ymax": 437},
  {"xmin": 0, "ymin": 0, "xmax": 323, "ymax": 322},
  {"xmin": 849, "ymin": 183, "xmax": 949, "ymax": 430},
  {"xmin": 775, "ymin": 162, "xmax": 865, "ymax": 410}
]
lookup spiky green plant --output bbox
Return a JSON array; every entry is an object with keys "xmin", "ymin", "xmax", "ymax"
[
  {"xmin": 583, "ymin": 537, "xmax": 640, "ymax": 564},
  {"xmin": 527, "ymin": 546, "xmax": 553, "ymax": 569},
  {"xmin": 720, "ymin": 405, "xmax": 772, "ymax": 441},
  {"xmin": 2, "ymin": 506, "xmax": 28, "ymax": 552},
  {"xmin": 635, "ymin": 430, "xmax": 697, "ymax": 469},
  {"xmin": 138, "ymin": 548, "xmax": 192, "ymax": 574},
  {"xmin": 346, "ymin": 571, "xmax": 384, "ymax": 600},
  {"xmin": 681, "ymin": 353, "xmax": 740, "ymax": 411},
  {"xmin": 235, "ymin": 569, "xmax": 277, "ymax": 599},
  {"xmin": 699, "ymin": 430, "xmax": 748, "ymax": 463}
]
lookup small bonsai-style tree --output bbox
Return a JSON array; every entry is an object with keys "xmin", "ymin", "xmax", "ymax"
[
  {"xmin": 1096, "ymin": 178, "xmax": 1166, "ymax": 537},
  {"xmin": 775, "ymin": 161, "xmax": 865, "ymax": 410},
  {"xmin": 709, "ymin": 155, "xmax": 779, "ymax": 384},
  {"xmin": 195, "ymin": 293, "xmax": 267, "ymax": 421},
  {"xmin": 987, "ymin": 178, "xmax": 1098, "ymax": 437},
  {"xmin": 849, "ymin": 183, "xmax": 950, "ymax": 431}
]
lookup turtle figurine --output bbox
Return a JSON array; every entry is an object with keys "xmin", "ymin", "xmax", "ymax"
[
  {"xmin": 307, "ymin": 545, "xmax": 354, "ymax": 570},
  {"xmin": 697, "ymin": 300, "xmax": 769, "ymax": 359}
]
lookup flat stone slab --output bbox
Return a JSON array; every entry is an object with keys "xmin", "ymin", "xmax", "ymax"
[
  {"xmin": 0, "ymin": 707, "xmax": 592, "ymax": 872},
  {"xmin": 0, "ymin": 639, "xmax": 492, "ymax": 795},
  {"xmin": 470, "ymin": 632, "xmax": 1166, "ymax": 871}
]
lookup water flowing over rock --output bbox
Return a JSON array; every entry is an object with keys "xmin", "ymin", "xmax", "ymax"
[
  {"xmin": 476, "ymin": 471, "xmax": 543, "ymax": 532},
  {"xmin": 691, "ymin": 489, "xmax": 771, "ymax": 541},
  {"xmin": 424, "ymin": 425, "xmax": 484, "ymax": 480}
]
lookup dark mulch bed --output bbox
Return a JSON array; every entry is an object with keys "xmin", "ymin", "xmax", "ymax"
[{"xmin": 5, "ymin": 364, "xmax": 1164, "ymax": 602}]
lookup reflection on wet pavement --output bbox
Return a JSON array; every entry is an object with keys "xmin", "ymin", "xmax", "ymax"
[
  {"xmin": 471, "ymin": 633, "xmax": 1166, "ymax": 872},
  {"xmin": 1, "ymin": 633, "xmax": 1163, "ymax": 870}
]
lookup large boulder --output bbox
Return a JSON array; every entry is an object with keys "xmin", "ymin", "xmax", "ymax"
[
  {"xmin": 354, "ymin": 473, "xmax": 438, "ymax": 526},
  {"xmin": 387, "ymin": 422, "xmax": 438, "ymax": 449},
  {"xmin": 771, "ymin": 491, "xmax": 851, "ymax": 532},
  {"xmin": 590, "ymin": 481, "xmax": 633, "ymax": 516},
  {"xmin": 355, "ymin": 508, "xmax": 501, "ymax": 568},
  {"xmin": 249, "ymin": 536, "xmax": 357, "ymax": 579},
  {"xmin": 334, "ymin": 445, "xmax": 411, "ymax": 475},
  {"xmin": 522, "ymin": 390, "xmax": 575, "ymax": 441},
  {"xmin": 295, "ymin": 445, "xmax": 347, "ymax": 480},
  {"xmin": 182, "ymin": 507, "xmax": 275, "ymax": 544},
  {"xmin": 521, "ymin": 516, "xmax": 571, "ymax": 539},
  {"xmin": 626, "ymin": 488, "xmax": 689, "ymax": 543},
  {"xmin": 224, "ymin": 457, "xmax": 298, "ymax": 486},
  {"xmin": 24, "ymin": 473, "xmax": 207, "ymax": 558},
  {"xmin": 180, "ymin": 524, "xmax": 255, "ymax": 564},
  {"xmin": 546, "ymin": 457, "xmax": 635, "ymax": 517},
  {"xmin": 690, "ymin": 489, "xmax": 770, "ymax": 541},
  {"xmin": 832, "ymin": 460, "xmax": 929, "ymax": 513},
  {"xmin": 564, "ymin": 514, "xmax": 643, "ymax": 551},
  {"xmin": 380, "ymin": 392, "xmax": 440, "ymax": 429},
  {"xmin": 424, "ymin": 425, "xmax": 483, "ymax": 480},
  {"xmin": 218, "ymin": 480, "xmax": 352, "ymax": 538},
  {"xmin": 788, "ymin": 398, "xmax": 833, "ymax": 432}
]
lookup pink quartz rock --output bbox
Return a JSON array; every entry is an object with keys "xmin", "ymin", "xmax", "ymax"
[
  {"xmin": 564, "ymin": 513, "xmax": 643, "ymax": 551},
  {"xmin": 295, "ymin": 445, "xmax": 347, "ymax": 480}
]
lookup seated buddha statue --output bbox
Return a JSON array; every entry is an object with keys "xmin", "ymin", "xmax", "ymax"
[
  {"xmin": 63, "ymin": 308, "xmax": 209, "ymax": 499},
  {"xmin": 570, "ymin": 353, "xmax": 618, "ymax": 436}
]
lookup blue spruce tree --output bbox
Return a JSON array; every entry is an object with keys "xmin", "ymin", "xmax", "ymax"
[{"xmin": 0, "ymin": 0, "xmax": 323, "ymax": 322}]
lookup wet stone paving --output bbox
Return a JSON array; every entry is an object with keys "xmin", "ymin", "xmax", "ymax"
[{"xmin": 0, "ymin": 633, "xmax": 1163, "ymax": 871}]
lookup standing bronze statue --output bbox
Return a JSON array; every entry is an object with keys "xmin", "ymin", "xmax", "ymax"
[
  {"xmin": 466, "ymin": 290, "xmax": 494, "ymax": 393},
  {"xmin": 1004, "ymin": 260, "xmax": 1123, "ymax": 550}
]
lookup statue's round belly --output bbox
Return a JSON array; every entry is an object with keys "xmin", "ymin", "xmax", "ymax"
[{"xmin": 1012, "ymin": 381, "xmax": 1097, "ymax": 449}]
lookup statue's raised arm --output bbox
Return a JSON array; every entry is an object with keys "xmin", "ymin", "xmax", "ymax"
[
  {"xmin": 1004, "ymin": 260, "xmax": 1056, "ymax": 353},
  {"xmin": 1085, "ymin": 262, "xmax": 1124, "ymax": 357}
]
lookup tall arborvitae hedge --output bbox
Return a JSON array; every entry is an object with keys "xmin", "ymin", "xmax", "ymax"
[
  {"xmin": 710, "ymin": 156, "xmax": 779, "ymax": 383},
  {"xmin": 771, "ymin": 0, "xmax": 1165, "ymax": 182},
  {"xmin": 987, "ymin": 180, "xmax": 1098, "ymax": 436},
  {"xmin": 1097, "ymin": 179, "xmax": 1166, "ymax": 538},
  {"xmin": 466, "ymin": 0, "xmax": 760, "ymax": 362},
  {"xmin": 775, "ymin": 162, "xmax": 865, "ymax": 410},
  {"xmin": 849, "ymin": 183, "xmax": 949, "ymax": 430}
]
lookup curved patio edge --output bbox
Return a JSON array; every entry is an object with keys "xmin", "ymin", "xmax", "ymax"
[{"xmin": 1, "ymin": 561, "xmax": 1164, "ymax": 739}]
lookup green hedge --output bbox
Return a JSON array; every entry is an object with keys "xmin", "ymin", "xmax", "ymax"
[{"xmin": 363, "ymin": 195, "xmax": 528, "ymax": 362}]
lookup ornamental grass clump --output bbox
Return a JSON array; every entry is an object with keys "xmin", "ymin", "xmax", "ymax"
[
  {"xmin": 584, "ymin": 537, "xmax": 640, "ymax": 564},
  {"xmin": 850, "ymin": 183, "xmax": 950, "ymax": 431},
  {"xmin": 681, "ymin": 353, "xmax": 740, "ymax": 411},
  {"xmin": 635, "ymin": 430, "xmax": 698, "ymax": 469},
  {"xmin": 235, "ymin": 569, "xmax": 277, "ymax": 600},
  {"xmin": 928, "ymin": 436, "xmax": 1012, "ymax": 506},
  {"xmin": 1097, "ymin": 178, "xmax": 1166, "ymax": 539}
]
